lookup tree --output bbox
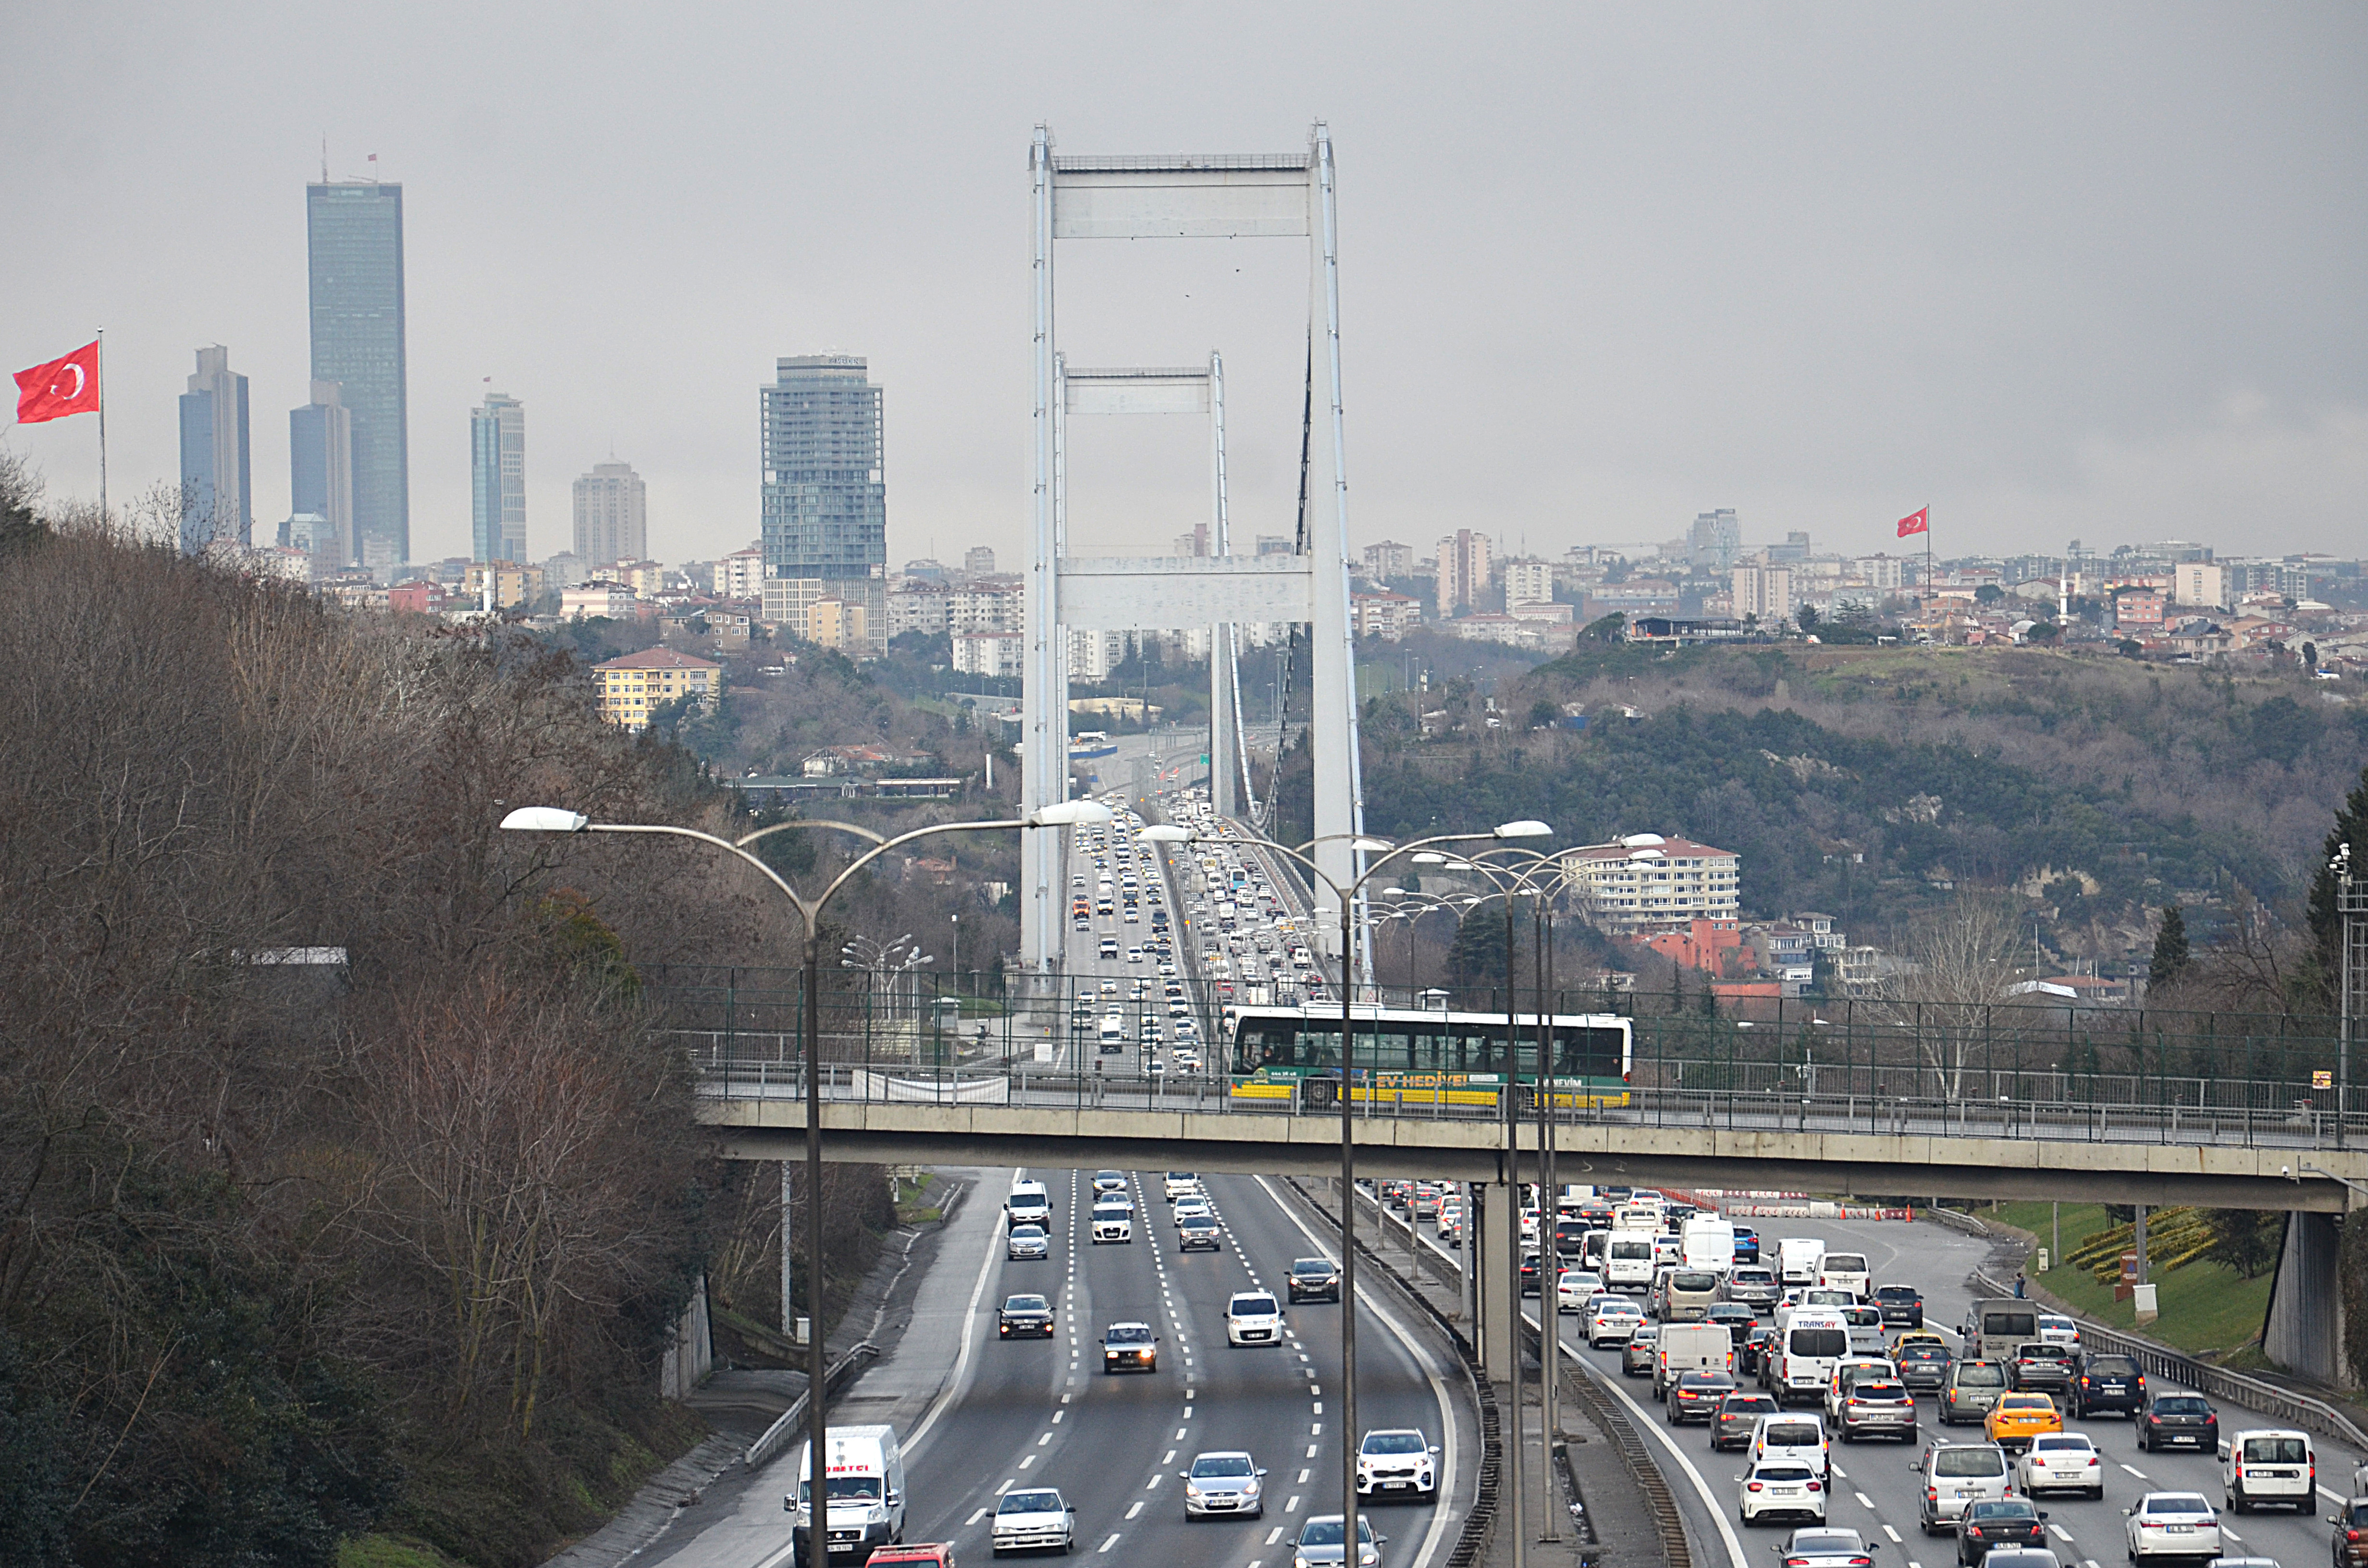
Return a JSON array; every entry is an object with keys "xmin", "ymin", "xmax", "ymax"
[
  {"xmin": 2307, "ymin": 764, "xmax": 2368, "ymax": 1008},
  {"xmin": 1877, "ymin": 892, "xmax": 2026, "ymax": 1097},
  {"xmin": 2305, "ymin": 641, "xmax": 2319, "ymax": 670},
  {"xmin": 1797, "ymin": 602, "xmax": 1822, "ymax": 633},
  {"xmin": 1445, "ymin": 905, "xmax": 1510, "ymax": 992},
  {"xmin": 2148, "ymin": 905, "xmax": 2191, "ymax": 990},
  {"xmin": 2203, "ymin": 1210, "xmax": 2282, "ymax": 1279},
  {"xmin": 1975, "ymin": 584, "xmax": 2004, "ymax": 605},
  {"xmin": 1579, "ymin": 612, "xmax": 1626, "ymax": 645}
]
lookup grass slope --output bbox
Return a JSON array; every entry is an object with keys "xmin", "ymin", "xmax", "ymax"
[{"xmin": 1987, "ymin": 1201, "xmax": 2272, "ymax": 1360}]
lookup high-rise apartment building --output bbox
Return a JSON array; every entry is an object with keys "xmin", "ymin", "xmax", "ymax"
[
  {"xmin": 762, "ymin": 355, "xmax": 887, "ymax": 653},
  {"xmin": 1436, "ymin": 529, "xmax": 1493, "ymax": 616},
  {"xmin": 177, "ymin": 345, "xmax": 251, "ymax": 553},
  {"xmin": 307, "ymin": 181, "xmax": 409, "ymax": 568},
  {"xmin": 1361, "ymin": 540, "xmax": 1415, "ymax": 580},
  {"xmin": 572, "ymin": 460, "xmax": 646, "ymax": 567},
  {"xmin": 963, "ymin": 545, "xmax": 996, "ymax": 577},
  {"xmin": 1504, "ymin": 559, "xmax": 1554, "ymax": 608},
  {"xmin": 469, "ymin": 391, "xmax": 526, "ymax": 563},
  {"xmin": 1690, "ymin": 508, "xmax": 1742, "ymax": 570},
  {"xmin": 289, "ymin": 380, "xmax": 354, "ymax": 566},
  {"xmin": 1732, "ymin": 562, "xmax": 1796, "ymax": 624}
]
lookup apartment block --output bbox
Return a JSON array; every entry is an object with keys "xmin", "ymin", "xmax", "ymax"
[
  {"xmin": 953, "ymin": 630, "xmax": 1025, "ymax": 678},
  {"xmin": 592, "ymin": 647, "xmax": 720, "ymax": 732},
  {"xmin": 1559, "ymin": 834, "xmax": 1741, "ymax": 933}
]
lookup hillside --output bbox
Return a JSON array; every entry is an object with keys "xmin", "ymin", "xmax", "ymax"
[{"xmin": 1339, "ymin": 642, "xmax": 2368, "ymax": 960}]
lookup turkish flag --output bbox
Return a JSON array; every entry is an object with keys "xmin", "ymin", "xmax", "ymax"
[
  {"xmin": 1897, "ymin": 506, "xmax": 1929, "ymax": 539},
  {"xmin": 14, "ymin": 341, "xmax": 101, "ymax": 424}
]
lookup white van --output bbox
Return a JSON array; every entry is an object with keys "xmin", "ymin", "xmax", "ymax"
[
  {"xmin": 1605, "ymin": 1232, "xmax": 1657, "ymax": 1291},
  {"xmin": 1654, "ymin": 1322, "xmax": 1736, "ymax": 1399},
  {"xmin": 1776, "ymin": 1237, "xmax": 1826, "ymax": 1288},
  {"xmin": 1750, "ymin": 1411, "xmax": 1831, "ymax": 1478},
  {"xmin": 1816, "ymin": 1251, "xmax": 1872, "ymax": 1301},
  {"xmin": 1612, "ymin": 1203, "xmax": 1663, "ymax": 1233},
  {"xmin": 1772, "ymin": 1311, "xmax": 1851, "ymax": 1406},
  {"xmin": 1007, "ymin": 1180, "xmax": 1051, "ymax": 1229},
  {"xmin": 2220, "ymin": 1429, "xmax": 2314, "ymax": 1512},
  {"xmin": 1681, "ymin": 1216, "xmax": 1736, "ymax": 1273},
  {"xmin": 1098, "ymin": 1014, "xmax": 1126, "ymax": 1052},
  {"xmin": 1091, "ymin": 1199, "xmax": 1134, "ymax": 1244},
  {"xmin": 788, "ymin": 1423, "xmax": 907, "ymax": 1562}
]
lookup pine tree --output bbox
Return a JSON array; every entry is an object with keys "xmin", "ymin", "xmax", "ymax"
[
  {"xmin": 2148, "ymin": 905, "xmax": 2190, "ymax": 990},
  {"xmin": 2306, "ymin": 764, "xmax": 2368, "ymax": 1006}
]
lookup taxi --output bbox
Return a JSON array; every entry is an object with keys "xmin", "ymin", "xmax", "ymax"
[
  {"xmin": 1893, "ymin": 1329, "xmax": 1949, "ymax": 1357},
  {"xmin": 1984, "ymin": 1391, "xmax": 2063, "ymax": 1452}
]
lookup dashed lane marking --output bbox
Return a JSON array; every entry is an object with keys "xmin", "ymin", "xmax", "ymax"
[
  {"xmin": 1268, "ymin": 1527, "xmax": 1286, "ymax": 1545},
  {"xmin": 2049, "ymin": 1525, "xmax": 2075, "ymax": 1543},
  {"xmin": 1287, "ymin": 1496, "xmax": 1302, "ymax": 1512},
  {"xmin": 1020, "ymin": 1456, "xmax": 1035, "ymax": 1469},
  {"xmin": 2121, "ymin": 1464, "xmax": 2149, "ymax": 1479},
  {"xmin": 967, "ymin": 1507, "xmax": 989, "ymax": 1525},
  {"xmin": 1882, "ymin": 1525, "xmax": 1902, "ymax": 1544},
  {"xmin": 1098, "ymin": 1534, "xmax": 1120, "ymax": 1554},
  {"xmin": 1126, "ymin": 1501, "xmax": 1145, "ymax": 1519}
]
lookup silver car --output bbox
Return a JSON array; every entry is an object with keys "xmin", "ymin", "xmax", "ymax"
[
  {"xmin": 1181, "ymin": 1450, "xmax": 1267, "ymax": 1519},
  {"xmin": 991, "ymin": 1487, "xmax": 1077, "ymax": 1555}
]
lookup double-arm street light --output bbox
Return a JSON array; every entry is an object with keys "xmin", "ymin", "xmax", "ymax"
[
  {"xmin": 501, "ymin": 797, "xmax": 1112, "ymax": 1568},
  {"xmin": 1139, "ymin": 814, "xmax": 1552, "ymax": 1557}
]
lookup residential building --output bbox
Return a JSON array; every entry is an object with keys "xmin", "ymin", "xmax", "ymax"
[
  {"xmin": 1436, "ymin": 528, "xmax": 1493, "ymax": 615},
  {"xmin": 762, "ymin": 576, "xmax": 827, "ymax": 639},
  {"xmin": 1362, "ymin": 539, "xmax": 1415, "ymax": 579},
  {"xmin": 1764, "ymin": 529, "xmax": 1813, "ymax": 564},
  {"xmin": 952, "ymin": 629, "xmax": 1025, "ymax": 678},
  {"xmin": 562, "ymin": 581, "xmax": 637, "ymax": 620},
  {"xmin": 1503, "ymin": 559, "xmax": 1554, "ymax": 609},
  {"xmin": 887, "ymin": 582, "xmax": 951, "ymax": 639},
  {"xmin": 1746, "ymin": 924, "xmax": 1817, "ymax": 996},
  {"xmin": 1067, "ymin": 627, "xmax": 1126, "ymax": 681},
  {"xmin": 2115, "ymin": 591, "xmax": 2165, "ymax": 628},
  {"xmin": 948, "ymin": 575, "xmax": 1026, "ymax": 634},
  {"xmin": 307, "ymin": 179, "xmax": 409, "ymax": 566},
  {"xmin": 284, "ymin": 514, "xmax": 332, "ymax": 557},
  {"xmin": 1689, "ymin": 509, "xmax": 1741, "ymax": 570},
  {"xmin": 715, "ymin": 544, "xmax": 765, "ymax": 601},
  {"xmin": 962, "ymin": 545, "xmax": 996, "ymax": 577},
  {"xmin": 1506, "ymin": 599, "xmax": 1572, "ymax": 625},
  {"xmin": 808, "ymin": 597, "xmax": 868, "ymax": 651},
  {"xmin": 1638, "ymin": 918, "xmax": 1748, "ymax": 979},
  {"xmin": 469, "ymin": 391, "xmax": 526, "ymax": 562},
  {"xmin": 1172, "ymin": 522, "xmax": 1210, "ymax": 557},
  {"xmin": 539, "ymin": 551, "xmax": 589, "ymax": 591},
  {"xmin": 1848, "ymin": 554, "xmax": 1909, "ymax": 593},
  {"xmin": 460, "ymin": 561, "xmax": 544, "ymax": 610},
  {"xmin": 762, "ymin": 355, "xmax": 887, "ymax": 653},
  {"xmin": 573, "ymin": 460, "xmax": 646, "ymax": 566},
  {"xmin": 1731, "ymin": 562, "xmax": 1795, "ymax": 624},
  {"xmin": 178, "ymin": 345, "xmax": 252, "ymax": 553},
  {"xmin": 1352, "ymin": 590, "xmax": 1419, "ymax": 640},
  {"xmin": 1559, "ymin": 834, "xmax": 1741, "ymax": 934},
  {"xmin": 2172, "ymin": 562, "xmax": 2227, "ymax": 609},
  {"xmin": 288, "ymin": 380, "xmax": 353, "ymax": 566},
  {"xmin": 592, "ymin": 647, "xmax": 721, "ymax": 732},
  {"xmin": 592, "ymin": 559, "xmax": 665, "ymax": 598},
  {"xmin": 385, "ymin": 580, "xmax": 446, "ymax": 614},
  {"xmin": 901, "ymin": 557, "xmax": 950, "ymax": 585}
]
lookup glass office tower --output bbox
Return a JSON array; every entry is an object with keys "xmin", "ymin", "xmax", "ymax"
[
  {"xmin": 177, "ymin": 344, "xmax": 252, "ymax": 553},
  {"xmin": 761, "ymin": 355, "xmax": 886, "ymax": 652},
  {"xmin": 307, "ymin": 182, "xmax": 409, "ymax": 569},
  {"xmin": 469, "ymin": 391, "xmax": 526, "ymax": 563}
]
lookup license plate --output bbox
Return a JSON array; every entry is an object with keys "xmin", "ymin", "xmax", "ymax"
[
  {"xmin": 1384, "ymin": 1481, "xmax": 1409, "ymax": 1490},
  {"xmin": 2166, "ymin": 1525, "xmax": 2194, "ymax": 1533}
]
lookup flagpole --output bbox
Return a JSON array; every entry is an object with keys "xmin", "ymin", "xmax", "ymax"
[{"xmin": 95, "ymin": 327, "xmax": 107, "ymax": 519}]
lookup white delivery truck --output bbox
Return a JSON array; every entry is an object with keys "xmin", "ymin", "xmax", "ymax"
[
  {"xmin": 1653, "ymin": 1321, "xmax": 1736, "ymax": 1399},
  {"xmin": 1776, "ymin": 1236, "xmax": 1826, "ymax": 1288},
  {"xmin": 788, "ymin": 1424, "xmax": 908, "ymax": 1563},
  {"xmin": 1604, "ymin": 1230, "xmax": 1658, "ymax": 1292},
  {"xmin": 1771, "ymin": 1310, "xmax": 1852, "ymax": 1407},
  {"xmin": 1681, "ymin": 1215, "xmax": 1737, "ymax": 1273}
]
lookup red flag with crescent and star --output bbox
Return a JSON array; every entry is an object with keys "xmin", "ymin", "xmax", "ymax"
[
  {"xmin": 14, "ymin": 342, "xmax": 101, "ymax": 424},
  {"xmin": 1897, "ymin": 506, "xmax": 1929, "ymax": 539}
]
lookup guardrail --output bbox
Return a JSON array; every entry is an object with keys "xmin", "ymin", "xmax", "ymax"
[
  {"xmin": 686, "ymin": 1056, "xmax": 2368, "ymax": 1152},
  {"xmin": 742, "ymin": 1342, "xmax": 882, "ymax": 1472},
  {"xmin": 1962, "ymin": 1262, "xmax": 2368, "ymax": 1453}
]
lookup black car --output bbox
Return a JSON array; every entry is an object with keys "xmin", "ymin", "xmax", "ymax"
[
  {"xmin": 1520, "ymin": 1253, "xmax": 1544, "ymax": 1296},
  {"xmin": 1287, "ymin": 1256, "xmax": 1341, "ymax": 1302},
  {"xmin": 1874, "ymin": 1285, "xmax": 1925, "ymax": 1327},
  {"xmin": 1706, "ymin": 1304, "xmax": 1758, "ymax": 1348},
  {"xmin": 2137, "ymin": 1393, "xmax": 2219, "ymax": 1452},
  {"xmin": 1741, "ymin": 1325, "xmax": 1778, "ymax": 1378},
  {"xmin": 1955, "ymin": 1499, "xmax": 2048, "ymax": 1566},
  {"xmin": 2008, "ymin": 1341, "xmax": 2077, "ymax": 1393},
  {"xmin": 999, "ymin": 1293, "xmax": 1055, "ymax": 1339},
  {"xmin": 2069, "ymin": 1353, "xmax": 2146, "ymax": 1418},
  {"xmin": 1896, "ymin": 1344, "xmax": 1953, "ymax": 1394}
]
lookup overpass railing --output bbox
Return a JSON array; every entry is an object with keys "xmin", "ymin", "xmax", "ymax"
[{"xmin": 646, "ymin": 970, "xmax": 2368, "ymax": 1149}]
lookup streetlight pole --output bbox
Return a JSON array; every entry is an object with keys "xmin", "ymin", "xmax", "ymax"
[
  {"xmin": 1140, "ymin": 817, "xmax": 1552, "ymax": 1555},
  {"xmin": 500, "ymin": 798, "xmax": 1111, "ymax": 1568}
]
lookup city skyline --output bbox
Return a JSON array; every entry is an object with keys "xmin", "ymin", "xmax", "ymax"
[{"xmin": 4, "ymin": 8, "xmax": 2362, "ymax": 570}]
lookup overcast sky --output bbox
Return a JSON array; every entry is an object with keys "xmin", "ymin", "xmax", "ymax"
[{"xmin": 5, "ymin": 4, "xmax": 2363, "ymax": 569}]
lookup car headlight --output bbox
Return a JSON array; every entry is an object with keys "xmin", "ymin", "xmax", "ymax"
[
  {"xmin": 1242, "ymin": 1479, "xmax": 1260, "ymax": 1496},
  {"xmin": 1185, "ymin": 1483, "xmax": 1203, "ymax": 1498},
  {"xmin": 868, "ymin": 1505, "xmax": 888, "ymax": 1523}
]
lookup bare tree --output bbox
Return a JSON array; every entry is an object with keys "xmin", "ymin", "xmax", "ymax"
[{"xmin": 1877, "ymin": 891, "xmax": 2028, "ymax": 1097}]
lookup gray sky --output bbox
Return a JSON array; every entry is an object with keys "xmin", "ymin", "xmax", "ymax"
[{"xmin": 5, "ymin": 3, "xmax": 2363, "ymax": 569}]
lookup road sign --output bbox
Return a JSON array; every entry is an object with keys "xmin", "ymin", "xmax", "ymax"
[{"xmin": 2316, "ymin": 1070, "xmax": 2335, "ymax": 1089}]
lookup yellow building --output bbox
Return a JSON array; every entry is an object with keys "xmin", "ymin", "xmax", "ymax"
[
  {"xmin": 461, "ymin": 561, "xmax": 546, "ymax": 610},
  {"xmin": 592, "ymin": 647, "xmax": 722, "ymax": 732},
  {"xmin": 809, "ymin": 597, "xmax": 868, "ymax": 652}
]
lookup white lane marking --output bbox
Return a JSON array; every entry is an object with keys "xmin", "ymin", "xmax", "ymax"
[
  {"xmin": 1125, "ymin": 1501, "xmax": 1144, "ymax": 1519},
  {"xmin": 2049, "ymin": 1524, "xmax": 2075, "ymax": 1543},
  {"xmin": 1098, "ymin": 1534, "xmax": 1120, "ymax": 1554},
  {"xmin": 895, "ymin": 1164, "xmax": 1013, "ymax": 1464},
  {"xmin": 1145, "ymin": 1474, "xmax": 1162, "ymax": 1488},
  {"xmin": 1313, "ymin": 1402, "xmax": 1324, "ymax": 1414},
  {"xmin": 1856, "ymin": 1492, "xmax": 1875, "ymax": 1507},
  {"xmin": 2221, "ymin": 1528, "xmax": 2243, "ymax": 1544},
  {"xmin": 1038, "ymin": 1433, "xmax": 1052, "ymax": 1446},
  {"xmin": 967, "ymin": 1507, "xmax": 990, "ymax": 1525},
  {"xmin": 1882, "ymin": 1526, "xmax": 1902, "ymax": 1543},
  {"xmin": 1299, "ymin": 1469, "xmax": 1310, "ymax": 1483},
  {"xmin": 1164, "ymin": 1450, "xmax": 1176, "ymax": 1464},
  {"xmin": 1177, "ymin": 1428, "xmax": 1188, "ymax": 1440},
  {"xmin": 1020, "ymin": 1455, "xmax": 1035, "ymax": 1469},
  {"xmin": 2121, "ymin": 1464, "xmax": 2149, "ymax": 1479},
  {"xmin": 998, "ymin": 1479, "xmax": 1015, "ymax": 1494},
  {"xmin": 1268, "ymin": 1527, "xmax": 1287, "ymax": 1544},
  {"xmin": 1287, "ymin": 1495, "xmax": 1302, "ymax": 1512},
  {"xmin": 1307, "ymin": 1445, "xmax": 1319, "ymax": 1458},
  {"xmin": 1312, "ymin": 1423, "xmax": 1322, "ymax": 1434},
  {"xmin": 1053, "ymin": 1410, "xmax": 1065, "ymax": 1422},
  {"xmin": 1831, "ymin": 1462, "xmax": 1849, "ymax": 1480}
]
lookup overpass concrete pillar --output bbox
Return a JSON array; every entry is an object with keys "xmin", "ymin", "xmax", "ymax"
[
  {"xmin": 2263, "ymin": 1210, "xmax": 2353, "ymax": 1389},
  {"xmin": 1479, "ymin": 1179, "xmax": 1516, "ymax": 1384}
]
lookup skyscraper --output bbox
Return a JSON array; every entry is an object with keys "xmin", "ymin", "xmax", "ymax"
[
  {"xmin": 1690, "ymin": 508, "xmax": 1742, "ymax": 571},
  {"xmin": 178, "ymin": 345, "xmax": 251, "ymax": 553},
  {"xmin": 289, "ymin": 380, "xmax": 354, "ymax": 566},
  {"xmin": 572, "ymin": 460, "xmax": 646, "ymax": 566},
  {"xmin": 307, "ymin": 181, "xmax": 409, "ymax": 568},
  {"xmin": 469, "ymin": 391, "xmax": 526, "ymax": 562},
  {"xmin": 762, "ymin": 355, "xmax": 887, "ymax": 652}
]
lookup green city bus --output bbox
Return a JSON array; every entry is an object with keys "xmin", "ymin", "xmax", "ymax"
[{"xmin": 1226, "ymin": 1003, "xmax": 1632, "ymax": 1110}]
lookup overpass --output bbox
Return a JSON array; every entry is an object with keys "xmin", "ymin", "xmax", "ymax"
[{"xmin": 689, "ymin": 1066, "xmax": 2368, "ymax": 1212}]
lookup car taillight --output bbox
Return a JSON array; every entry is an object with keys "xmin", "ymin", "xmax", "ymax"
[
  {"xmin": 1748, "ymin": 1482, "xmax": 1764, "ymax": 1493},
  {"xmin": 1806, "ymin": 1480, "xmax": 1822, "ymax": 1492},
  {"xmin": 1927, "ymin": 1487, "xmax": 1939, "ymax": 1502},
  {"xmin": 2086, "ymin": 1457, "xmax": 2100, "ymax": 1467},
  {"xmin": 2348, "ymin": 1530, "xmax": 2361, "ymax": 1544}
]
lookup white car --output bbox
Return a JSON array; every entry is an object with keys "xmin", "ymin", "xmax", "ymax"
[
  {"xmin": 990, "ymin": 1487, "xmax": 1077, "ymax": 1554},
  {"xmin": 1775, "ymin": 1527, "xmax": 1875, "ymax": 1566},
  {"xmin": 1588, "ymin": 1298, "xmax": 1645, "ymax": 1347},
  {"xmin": 1354, "ymin": 1428, "xmax": 1439, "ymax": 1501},
  {"xmin": 1227, "ymin": 1291, "xmax": 1285, "ymax": 1347},
  {"xmin": 1174, "ymin": 1196, "xmax": 1214, "ymax": 1224},
  {"xmin": 2126, "ymin": 1493, "xmax": 2221, "ymax": 1561},
  {"xmin": 2017, "ymin": 1433, "xmax": 2105, "ymax": 1499},
  {"xmin": 1737, "ymin": 1460, "xmax": 1825, "ymax": 1524},
  {"xmin": 2036, "ymin": 1313, "xmax": 2081, "ymax": 1348},
  {"xmin": 1557, "ymin": 1270, "xmax": 1605, "ymax": 1314},
  {"xmin": 1181, "ymin": 1450, "xmax": 1267, "ymax": 1519}
]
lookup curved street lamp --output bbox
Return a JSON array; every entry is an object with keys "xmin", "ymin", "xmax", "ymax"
[
  {"xmin": 1138, "ymin": 814, "xmax": 1551, "ymax": 1554},
  {"xmin": 502, "ymin": 796, "xmax": 1111, "ymax": 1568}
]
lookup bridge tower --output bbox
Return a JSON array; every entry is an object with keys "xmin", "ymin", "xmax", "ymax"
[{"xmin": 1021, "ymin": 125, "xmax": 1369, "ymax": 972}]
